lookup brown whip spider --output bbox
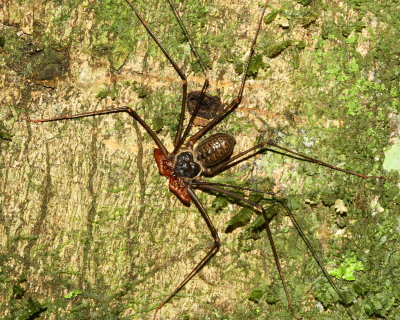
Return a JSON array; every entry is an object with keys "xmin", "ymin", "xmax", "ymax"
[{"xmin": 20, "ymin": 0, "xmax": 384, "ymax": 319}]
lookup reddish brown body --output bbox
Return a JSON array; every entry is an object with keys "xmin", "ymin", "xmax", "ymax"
[
  {"xmin": 194, "ymin": 133, "xmax": 236, "ymax": 167},
  {"xmin": 154, "ymin": 148, "xmax": 191, "ymax": 206}
]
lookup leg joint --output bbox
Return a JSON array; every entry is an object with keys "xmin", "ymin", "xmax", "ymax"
[{"xmin": 214, "ymin": 235, "xmax": 221, "ymax": 249}]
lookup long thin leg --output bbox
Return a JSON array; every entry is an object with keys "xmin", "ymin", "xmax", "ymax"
[
  {"xmin": 166, "ymin": 0, "xmax": 208, "ymax": 77},
  {"xmin": 124, "ymin": 0, "xmax": 187, "ymax": 149},
  {"xmin": 167, "ymin": 0, "xmax": 212, "ymax": 154},
  {"xmin": 186, "ymin": 0, "xmax": 270, "ymax": 148},
  {"xmin": 267, "ymin": 141, "xmax": 384, "ymax": 179},
  {"xmin": 193, "ymin": 183, "xmax": 298, "ymax": 318},
  {"xmin": 152, "ymin": 187, "xmax": 220, "ymax": 320},
  {"xmin": 191, "ymin": 181, "xmax": 276, "ymax": 196},
  {"xmin": 203, "ymin": 141, "xmax": 383, "ymax": 179},
  {"xmin": 20, "ymin": 107, "xmax": 169, "ymax": 156},
  {"xmin": 172, "ymin": 79, "xmax": 209, "ymax": 154},
  {"xmin": 203, "ymin": 143, "xmax": 264, "ymax": 176},
  {"xmin": 194, "ymin": 183, "xmax": 357, "ymax": 320},
  {"xmin": 278, "ymin": 199, "xmax": 356, "ymax": 320}
]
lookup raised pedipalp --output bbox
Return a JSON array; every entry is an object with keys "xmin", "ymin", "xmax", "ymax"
[
  {"xmin": 169, "ymin": 176, "xmax": 191, "ymax": 206},
  {"xmin": 154, "ymin": 148, "xmax": 191, "ymax": 206},
  {"xmin": 154, "ymin": 148, "xmax": 173, "ymax": 177}
]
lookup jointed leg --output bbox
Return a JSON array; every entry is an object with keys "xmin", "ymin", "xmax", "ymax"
[
  {"xmin": 173, "ymin": 79, "xmax": 209, "ymax": 154},
  {"xmin": 21, "ymin": 106, "xmax": 169, "ymax": 156},
  {"xmin": 277, "ymin": 199, "xmax": 355, "ymax": 320},
  {"xmin": 166, "ymin": 0, "xmax": 211, "ymax": 153},
  {"xmin": 203, "ymin": 143, "xmax": 265, "ymax": 176},
  {"xmin": 203, "ymin": 140, "xmax": 383, "ymax": 179},
  {"xmin": 266, "ymin": 141, "xmax": 384, "ymax": 179},
  {"xmin": 124, "ymin": 0, "xmax": 188, "ymax": 149},
  {"xmin": 191, "ymin": 181, "xmax": 275, "ymax": 197},
  {"xmin": 152, "ymin": 187, "xmax": 220, "ymax": 319},
  {"xmin": 186, "ymin": 0, "xmax": 270, "ymax": 147},
  {"xmin": 166, "ymin": 0, "xmax": 208, "ymax": 77},
  {"xmin": 194, "ymin": 182, "xmax": 357, "ymax": 319},
  {"xmin": 193, "ymin": 182, "xmax": 299, "ymax": 318}
]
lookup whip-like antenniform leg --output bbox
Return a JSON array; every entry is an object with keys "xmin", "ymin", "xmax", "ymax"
[{"xmin": 21, "ymin": 107, "xmax": 168, "ymax": 156}]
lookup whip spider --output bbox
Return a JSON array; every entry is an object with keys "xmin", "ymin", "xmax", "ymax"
[{"xmin": 18, "ymin": 0, "xmax": 387, "ymax": 319}]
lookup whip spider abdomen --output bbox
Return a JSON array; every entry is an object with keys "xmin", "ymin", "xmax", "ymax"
[{"xmin": 194, "ymin": 133, "xmax": 236, "ymax": 168}]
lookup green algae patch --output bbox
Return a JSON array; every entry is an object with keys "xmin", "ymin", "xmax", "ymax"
[
  {"xmin": 329, "ymin": 255, "xmax": 364, "ymax": 281},
  {"xmin": 383, "ymin": 139, "xmax": 400, "ymax": 173}
]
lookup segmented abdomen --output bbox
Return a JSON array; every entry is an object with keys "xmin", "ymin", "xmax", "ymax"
[{"xmin": 194, "ymin": 133, "xmax": 236, "ymax": 167}]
